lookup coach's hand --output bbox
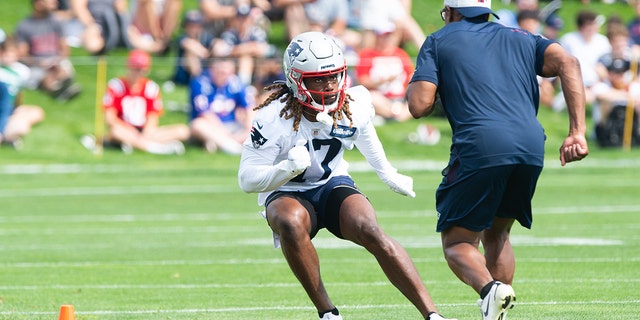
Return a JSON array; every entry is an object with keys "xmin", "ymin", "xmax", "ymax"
[
  {"xmin": 560, "ymin": 133, "xmax": 589, "ymax": 166},
  {"xmin": 286, "ymin": 139, "xmax": 311, "ymax": 175},
  {"xmin": 381, "ymin": 172, "xmax": 416, "ymax": 198}
]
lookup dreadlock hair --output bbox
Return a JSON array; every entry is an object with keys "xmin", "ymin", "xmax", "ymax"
[{"xmin": 254, "ymin": 82, "xmax": 354, "ymax": 132}]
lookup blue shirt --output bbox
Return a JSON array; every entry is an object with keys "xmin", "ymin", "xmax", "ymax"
[
  {"xmin": 188, "ymin": 70, "xmax": 250, "ymax": 122},
  {"xmin": 0, "ymin": 82, "xmax": 11, "ymax": 134},
  {"xmin": 410, "ymin": 19, "xmax": 553, "ymax": 170}
]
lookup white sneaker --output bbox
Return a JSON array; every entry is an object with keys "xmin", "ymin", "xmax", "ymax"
[
  {"xmin": 427, "ymin": 312, "xmax": 458, "ymax": 320},
  {"xmin": 80, "ymin": 135, "xmax": 96, "ymax": 151},
  {"xmin": 319, "ymin": 310, "xmax": 342, "ymax": 320},
  {"xmin": 478, "ymin": 281, "xmax": 515, "ymax": 320},
  {"xmin": 170, "ymin": 141, "xmax": 185, "ymax": 155}
]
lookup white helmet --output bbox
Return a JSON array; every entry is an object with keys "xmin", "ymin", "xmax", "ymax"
[{"xmin": 283, "ymin": 32, "xmax": 347, "ymax": 113}]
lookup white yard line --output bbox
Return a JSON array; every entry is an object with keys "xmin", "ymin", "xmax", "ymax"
[
  {"xmin": 0, "ymin": 299, "xmax": 638, "ymax": 316},
  {"xmin": 2, "ymin": 157, "xmax": 640, "ymax": 176}
]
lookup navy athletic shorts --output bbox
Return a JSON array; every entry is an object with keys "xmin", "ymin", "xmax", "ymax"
[
  {"xmin": 435, "ymin": 162, "xmax": 543, "ymax": 232},
  {"xmin": 264, "ymin": 176, "xmax": 362, "ymax": 239}
]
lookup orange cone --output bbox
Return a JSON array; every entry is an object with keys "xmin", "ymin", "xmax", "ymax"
[{"xmin": 58, "ymin": 305, "xmax": 75, "ymax": 320}]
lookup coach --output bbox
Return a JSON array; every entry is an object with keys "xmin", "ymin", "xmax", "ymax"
[{"xmin": 405, "ymin": 0, "xmax": 589, "ymax": 319}]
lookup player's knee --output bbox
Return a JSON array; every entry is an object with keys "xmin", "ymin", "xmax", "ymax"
[{"xmin": 270, "ymin": 209, "xmax": 310, "ymax": 239}]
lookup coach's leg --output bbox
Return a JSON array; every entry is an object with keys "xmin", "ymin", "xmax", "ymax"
[
  {"xmin": 441, "ymin": 226, "xmax": 494, "ymax": 295},
  {"xmin": 481, "ymin": 217, "xmax": 516, "ymax": 285},
  {"xmin": 265, "ymin": 197, "xmax": 335, "ymax": 313},
  {"xmin": 339, "ymin": 194, "xmax": 439, "ymax": 318}
]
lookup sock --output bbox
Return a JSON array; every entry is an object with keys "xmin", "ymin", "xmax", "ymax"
[
  {"xmin": 480, "ymin": 280, "xmax": 498, "ymax": 299},
  {"xmin": 318, "ymin": 307, "xmax": 339, "ymax": 318}
]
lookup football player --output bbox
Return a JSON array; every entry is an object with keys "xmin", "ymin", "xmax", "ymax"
[{"xmin": 238, "ymin": 32, "xmax": 455, "ymax": 320}]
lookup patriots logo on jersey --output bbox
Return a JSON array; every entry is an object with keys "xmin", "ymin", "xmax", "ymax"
[
  {"xmin": 330, "ymin": 125, "xmax": 357, "ymax": 138},
  {"xmin": 250, "ymin": 126, "xmax": 268, "ymax": 149},
  {"xmin": 286, "ymin": 42, "xmax": 304, "ymax": 65}
]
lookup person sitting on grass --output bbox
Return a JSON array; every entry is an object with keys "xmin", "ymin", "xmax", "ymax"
[
  {"xmin": 188, "ymin": 58, "xmax": 254, "ymax": 155},
  {"xmin": 0, "ymin": 37, "xmax": 45, "ymax": 150},
  {"xmin": 82, "ymin": 49, "xmax": 189, "ymax": 155}
]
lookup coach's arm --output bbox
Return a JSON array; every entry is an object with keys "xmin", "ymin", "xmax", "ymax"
[
  {"xmin": 541, "ymin": 42, "xmax": 589, "ymax": 166},
  {"xmin": 406, "ymin": 80, "xmax": 438, "ymax": 119}
]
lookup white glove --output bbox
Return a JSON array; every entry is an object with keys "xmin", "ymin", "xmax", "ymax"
[
  {"xmin": 380, "ymin": 172, "xmax": 416, "ymax": 198},
  {"xmin": 285, "ymin": 139, "xmax": 311, "ymax": 175}
]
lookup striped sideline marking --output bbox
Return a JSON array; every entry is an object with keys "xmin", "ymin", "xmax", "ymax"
[
  {"xmin": 1, "ymin": 277, "xmax": 638, "ymax": 290},
  {"xmin": 0, "ymin": 300, "xmax": 638, "ymax": 316},
  {"xmin": 2, "ymin": 157, "xmax": 640, "ymax": 176}
]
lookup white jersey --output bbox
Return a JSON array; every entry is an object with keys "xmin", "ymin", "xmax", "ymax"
[{"xmin": 238, "ymin": 85, "xmax": 398, "ymax": 205}]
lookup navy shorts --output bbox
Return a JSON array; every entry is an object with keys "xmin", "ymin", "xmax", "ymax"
[
  {"xmin": 435, "ymin": 162, "xmax": 542, "ymax": 232},
  {"xmin": 264, "ymin": 176, "xmax": 362, "ymax": 239}
]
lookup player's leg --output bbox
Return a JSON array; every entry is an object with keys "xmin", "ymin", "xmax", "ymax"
[
  {"xmin": 481, "ymin": 217, "xmax": 515, "ymax": 285},
  {"xmin": 440, "ymin": 226, "xmax": 493, "ymax": 294},
  {"xmin": 265, "ymin": 195, "xmax": 336, "ymax": 314},
  {"xmin": 335, "ymin": 191, "xmax": 440, "ymax": 318}
]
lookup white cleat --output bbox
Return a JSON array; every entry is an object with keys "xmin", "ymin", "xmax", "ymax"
[
  {"xmin": 427, "ymin": 312, "xmax": 458, "ymax": 320},
  {"xmin": 319, "ymin": 310, "xmax": 342, "ymax": 320},
  {"xmin": 478, "ymin": 281, "xmax": 516, "ymax": 320}
]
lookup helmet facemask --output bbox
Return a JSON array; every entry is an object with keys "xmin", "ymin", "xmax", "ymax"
[{"xmin": 293, "ymin": 66, "xmax": 347, "ymax": 113}]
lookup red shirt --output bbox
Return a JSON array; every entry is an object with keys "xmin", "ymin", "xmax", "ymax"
[
  {"xmin": 356, "ymin": 48, "xmax": 414, "ymax": 100},
  {"xmin": 103, "ymin": 77, "xmax": 164, "ymax": 129}
]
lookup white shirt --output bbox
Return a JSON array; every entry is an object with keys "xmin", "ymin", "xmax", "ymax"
[
  {"xmin": 238, "ymin": 85, "xmax": 397, "ymax": 205},
  {"xmin": 559, "ymin": 31, "xmax": 611, "ymax": 87}
]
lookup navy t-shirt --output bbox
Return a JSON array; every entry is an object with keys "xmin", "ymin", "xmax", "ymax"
[{"xmin": 411, "ymin": 19, "xmax": 553, "ymax": 171}]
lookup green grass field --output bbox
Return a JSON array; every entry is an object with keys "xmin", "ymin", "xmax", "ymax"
[{"xmin": 1, "ymin": 0, "xmax": 640, "ymax": 319}]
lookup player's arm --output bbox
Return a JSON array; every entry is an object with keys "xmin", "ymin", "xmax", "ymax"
[
  {"xmin": 355, "ymin": 122, "xmax": 415, "ymax": 197},
  {"xmin": 238, "ymin": 137, "xmax": 310, "ymax": 193},
  {"xmin": 541, "ymin": 42, "xmax": 589, "ymax": 165}
]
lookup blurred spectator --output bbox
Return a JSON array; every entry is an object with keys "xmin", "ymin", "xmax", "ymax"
[
  {"xmin": 497, "ymin": 0, "xmax": 564, "ymax": 41},
  {"xmin": 542, "ymin": 11, "xmax": 564, "ymax": 41},
  {"xmin": 172, "ymin": 9, "xmax": 215, "ymax": 86},
  {"xmin": 252, "ymin": 55, "xmax": 285, "ymax": 105},
  {"xmin": 593, "ymin": 23, "xmax": 639, "ymax": 127},
  {"xmin": 592, "ymin": 57, "xmax": 640, "ymax": 147},
  {"xmin": 629, "ymin": 0, "xmax": 640, "ymax": 49},
  {"xmin": 83, "ymin": 50, "xmax": 189, "ymax": 155},
  {"xmin": 355, "ymin": 22, "xmax": 413, "ymax": 123},
  {"xmin": 212, "ymin": 4, "xmax": 276, "ymax": 85},
  {"xmin": 554, "ymin": 10, "xmax": 611, "ymax": 111},
  {"xmin": 68, "ymin": 0, "xmax": 132, "ymax": 54},
  {"xmin": 199, "ymin": 0, "xmax": 239, "ymax": 38},
  {"xmin": 0, "ymin": 37, "xmax": 45, "ymax": 149},
  {"xmin": 129, "ymin": 0, "xmax": 182, "ymax": 54},
  {"xmin": 596, "ymin": 17, "xmax": 631, "ymax": 84},
  {"xmin": 516, "ymin": 9, "xmax": 542, "ymax": 34},
  {"xmin": 357, "ymin": 0, "xmax": 425, "ymax": 50},
  {"xmin": 279, "ymin": 0, "xmax": 356, "ymax": 51},
  {"xmin": 517, "ymin": 10, "xmax": 555, "ymax": 108},
  {"xmin": 15, "ymin": 0, "xmax": 82, "ymax": 101},
  {"xmin": 266, "ymin": 0, "xmax": 314, "ymax": 42},
  {"xmin": 496, "ymin": 0, "xmax": 539, "ymax": 28},
  {"xmin": 188, "ymin": 58, "xmax": 253, "ymax": 155}
]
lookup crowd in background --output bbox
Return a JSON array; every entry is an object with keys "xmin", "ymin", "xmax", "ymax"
[{"xmin": 1, "ymin": 0, "xmax": 640, "ymax": 153}]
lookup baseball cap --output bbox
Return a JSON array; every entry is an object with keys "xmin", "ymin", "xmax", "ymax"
[
  {"xmin": 545, "ymin": 13, "xmax": 564, "ymax": 30},
  {"xmin": 607, "ymin": 58, "xmax": 630, "ymax": 74},
  {"xmin": 236, "ymin": 4, "xmax": 251, "ymax": 17},
  {"xmin": 374, "ymin": 21, "xmax": 396, "ymax": 35},
  {"xmin": 444, "ymin": 0, "xmax": 499, "ymax": 19},
  {"xmin": 183, "ymin": 9, "xmax": 204, "ymax": 25},
  {"xmin": 127, "ymin": 49, "xmax": 151, "ymax": 70}
]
